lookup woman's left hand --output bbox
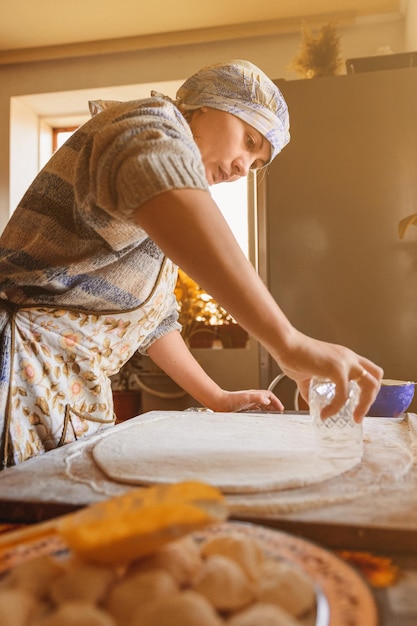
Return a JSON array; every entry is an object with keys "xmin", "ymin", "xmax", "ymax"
[
  {"xmin": 148, "ymin": 332, "xmax": 285, "ymax": 414},
  {"xmin": 211, "ymin": 389, "xmax": 284, "ymax": 413}
]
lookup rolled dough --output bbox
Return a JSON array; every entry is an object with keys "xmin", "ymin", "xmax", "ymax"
[{"xmin": 92, "ymin": 412, "xmax": 360, "ymax": 494}]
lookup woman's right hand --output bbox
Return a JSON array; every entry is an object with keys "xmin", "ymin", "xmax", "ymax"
[{"xmin": 274, "ymin": 329, "xmax": 383, "ymax": 422}]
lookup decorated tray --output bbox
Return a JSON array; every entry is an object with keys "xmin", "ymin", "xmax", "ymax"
[{"xmin": 0, "ymin": 520, "xmax": 377, "ymax": 626}]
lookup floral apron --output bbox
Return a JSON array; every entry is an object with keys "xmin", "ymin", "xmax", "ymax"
[{"xmin": 0, "ymin": 258, "xmax": 177, "ymax": 467}]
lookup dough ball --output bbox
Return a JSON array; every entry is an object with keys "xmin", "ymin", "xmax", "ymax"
[
  {"xmin": 105, "ymin": 568, "xmax": 177, "ymax": 624},
  {"xmin": 50, "ymin": 562, "xmax": 116, "ymax": 605},
  {"xmin": 34, "ymin": 601, "xmax": 116, "ymax": 626},
  {"xmin": 0, "ymin": 588, "xmax": 40, "ymax": 626},
  {"xmin": 256, "ymin": 560, "xmax": 316, "ymax": 617},
  {"xmin": 129, "ymin": 535, "xmax": 202, "ymax": 586},
  {"xmin": 129, "ymin": 590, "xmax": 223, "ymax": 626},
  {"xmin": 227, "ymin": 602, "xmax": 303, "ymax": 626},
  {"xmin": 0, "ymin": 555, "xmax": 64, "ymax": 599},
  {"xmin": 200, "ymin": 533, "xmax": 265, "ymax": 580},
  {"xmin": 191, "ymin": 554, "xmax": 254, "ymax": 612}
]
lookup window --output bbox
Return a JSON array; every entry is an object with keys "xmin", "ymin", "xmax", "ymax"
[{"xmin": 53, "ymin": 126, "xmax": 78, "ymax": 152}]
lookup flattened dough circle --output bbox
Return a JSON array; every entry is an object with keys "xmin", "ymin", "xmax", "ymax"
[{"xmin": 92, "ymin": 412, "xmax": 359, "ymax": 494}]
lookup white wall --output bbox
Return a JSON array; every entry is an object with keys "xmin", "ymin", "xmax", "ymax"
[
  {"xmin": 9, "ymin": 99, "xmax": 40, "ymax": 211},
  {"xmin": 39, "ymin": 120, "xmax": 54, "ymax": 170}
]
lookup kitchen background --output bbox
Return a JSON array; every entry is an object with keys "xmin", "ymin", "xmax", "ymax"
[
  {"xmin": 1, "ymin": 0, "xmax": 417, "ymax": 409},
  {"xmin": 257, "ymin": 67, "xmax": 417, "ymax": 412}
]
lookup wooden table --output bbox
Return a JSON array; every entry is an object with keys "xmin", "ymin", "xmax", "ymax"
[
  {"xmin": 0, "ymin": 412, "xmax": 416, "ymax": 555},
  {"xmin": 0, "ymin": 412, "xmax": 417, "ymax": 625}
]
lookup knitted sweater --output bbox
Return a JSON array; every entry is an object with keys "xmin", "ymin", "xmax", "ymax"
[{"xmin": 0, "ymin": 97, "xmax": 209, "ymax": 314}]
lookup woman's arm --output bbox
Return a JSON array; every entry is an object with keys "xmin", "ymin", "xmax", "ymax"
[
  {"xmin": 134, "ymin": 188, "xmax": 383, "ymax": 420},
  {"xmin": 147, "ymin": 331, "xmax": 284, "ymax": 412}
]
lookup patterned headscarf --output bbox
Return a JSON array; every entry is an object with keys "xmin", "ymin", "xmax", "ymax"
[{"xmin": 176, "ymin": 59, "xmax": 290, "ymax": 163}]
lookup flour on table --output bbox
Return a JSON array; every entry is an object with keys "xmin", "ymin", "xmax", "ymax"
[
  {"xmin": 227, "ymin": 414, "xmax": 416, "ymax": 515},
  {"xmin": 91, "ymin": 412, "xmax": 360, "ymax": 494}
]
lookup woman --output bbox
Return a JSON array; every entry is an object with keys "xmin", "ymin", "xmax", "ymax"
[{"xmin": 0, "ymin": 59, "xmax": 382, "ymax": 467}]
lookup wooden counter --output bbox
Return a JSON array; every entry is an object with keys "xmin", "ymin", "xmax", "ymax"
[{"xmin": 0, "ymin": 413, "xmax": 416, "ymax": 555}]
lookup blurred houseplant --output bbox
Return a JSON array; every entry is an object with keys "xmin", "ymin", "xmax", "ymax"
[
  {"xmin": 111, "ymin": 269, "xmax": 248, "ymax": 418},
  {"xmin": 289, "ymin": 21, "xmax": 343, "ymax": 79},
  {"xmin": 174, "ymin": 268, "xmax": 247, "ymax": 348},
  {"xmin": 398, "ymin": 213, "xmax": 417, "ymax": 239}
]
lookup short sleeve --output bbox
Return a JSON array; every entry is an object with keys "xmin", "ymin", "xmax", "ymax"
[
  {"xmin": 137, "ymin": 307, "xmax": 182, "ymax": 355},
  {"xmin": 75, "ymin": 99, "xmax": 208, "ymax": 224}
]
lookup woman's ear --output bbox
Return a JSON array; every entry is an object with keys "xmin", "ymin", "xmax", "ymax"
[
  {"xmin": 191, "ymin": 107, "xmax": 205, "ymax": 118},
  {"xmin": 182, "ymin": 108, "xmax": 202, "ymax": 123}
]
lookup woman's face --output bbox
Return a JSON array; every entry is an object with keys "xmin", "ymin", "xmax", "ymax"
[{"xmin": 189, "ymin": 107, "xmax": 271, "ymax": 185}]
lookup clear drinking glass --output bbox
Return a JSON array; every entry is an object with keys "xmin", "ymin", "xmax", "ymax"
[{"xmin": 309, "ymin": 377, "xmax": 364, "ymax": 460}]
